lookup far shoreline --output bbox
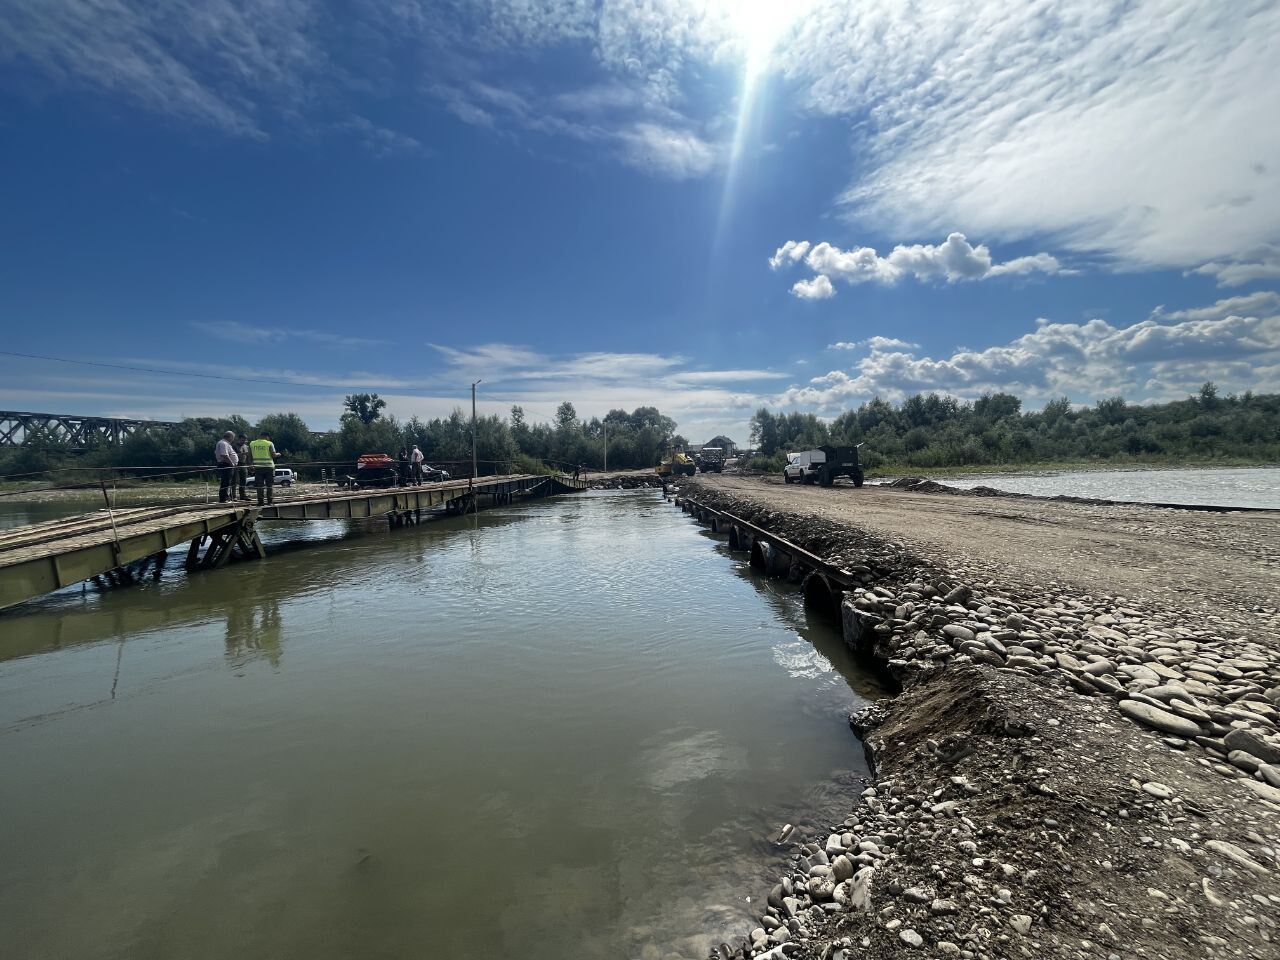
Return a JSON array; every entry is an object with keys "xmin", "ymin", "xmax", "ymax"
[{"xmin": 866, "ymin": 458, "xmax": 1279, "ymax": 480}]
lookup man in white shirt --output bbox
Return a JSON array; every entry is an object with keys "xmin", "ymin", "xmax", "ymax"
[
  {"xmin": 214, "ymin": 431, "xmax": 238, "ymax": 503},
  {"xmin": 410, "ymin": 445, "xmax": 425, "ymax": 486}
]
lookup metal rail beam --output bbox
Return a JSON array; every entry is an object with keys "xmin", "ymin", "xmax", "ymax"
[
  {"xmin": 676, "ymin": 495, "xmax": 862, "ymax": 590},
  {"xmin": 0, "ymin": 410, "xmax": 180, "ymax": 447}
]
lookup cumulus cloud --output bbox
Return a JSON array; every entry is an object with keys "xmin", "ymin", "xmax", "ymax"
[
  {"xmin": 776, "ymin": 294, "xmax": 1280, "ymax": 410},
  {"xmin": 791, "ymin": 275, "xmax": 835, "ymax": 300},
  {"xmin": 769, "ymin": 240, "xmax": 811, "ymax": 270},
  {"xmin": 774, "ymin": 233, "xmax": 1061, "ymax": 294}
]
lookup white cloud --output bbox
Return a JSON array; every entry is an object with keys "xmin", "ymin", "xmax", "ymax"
[
  {"xmin": 791, "ymin": 274, "xmax": 835, "ymax": 300},
  {"xmin": 0, "ymin": 343, "xmax": 780, "ymax": 442},
  {"xmin": 193, "ymin": 321, "xmax": 387, "ymax": 349},
  {"xmin": 336, "ymin": 116, "xmax": 427, "ymax": 158},
  {"xmin": 1156, "ymin": 291, "xmax": 1280, "ymax": 322},
  {"xmin": 769, "ymin": 240, "xmax": 811, "ymax": 270},
  {"xmin": 617, "ymin": 122, "xmax": 717, "ymax": 180},
  {"xmin": 670, "ymin": 369, "xmax": 788, "ymax": 383},
  {"xmin": 776, "ymin": 294, "xmax": 1280, "ymax": 411},
  {"xmin": 1190, "ymin": 246, "xmax": 1280, "ymax": 287},
  {"xmin": 829, "ymin": 337, "xmax": 920, "ymax": 351},
  {"xmin": 775, "ymin": 233, "xmax": 1062, "ymax": 293},
  {"xmin": 8, "ymin": 1, "xmax": 1280, "ymax": 249},
  {"xmin": 0, "ymin": 0, "xmax": 316, "ymax": 138},
  {"xmin": 774, "ymin": 1, "xmax": 1280, "ymax": 270}
]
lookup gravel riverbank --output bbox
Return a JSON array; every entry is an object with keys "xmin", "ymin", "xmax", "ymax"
[{"xmin": 678, "ymin": 477, "xmax": 1280, "ymax": 960}]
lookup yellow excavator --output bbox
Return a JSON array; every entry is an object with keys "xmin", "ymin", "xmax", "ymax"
[{"xmin": 656, "ymin": 448, "xmax": 697, "ymax": 478}]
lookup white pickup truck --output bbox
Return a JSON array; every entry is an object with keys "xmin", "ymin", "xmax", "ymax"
[{"xmin": 782, "ymin": 450, "xmax": 824, "ymax": 484}]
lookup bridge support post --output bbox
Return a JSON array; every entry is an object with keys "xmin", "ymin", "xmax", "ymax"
[{"xmin": 184, "ymin": 518, "xmax": 265, "ymax": 570}]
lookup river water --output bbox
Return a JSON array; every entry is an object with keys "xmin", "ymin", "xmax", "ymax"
[
  {"xmin": 0, "ymin": 490, "xmax": 885, "ymax": 960},
  {"xmin": 917, "ymin": 466, "xmax": 1279, "ymax": 509}
]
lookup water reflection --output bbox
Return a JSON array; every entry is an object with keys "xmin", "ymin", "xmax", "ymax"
[{"xmin": 225, "ymin": 598, "xmax": 284, "ymax": 669}]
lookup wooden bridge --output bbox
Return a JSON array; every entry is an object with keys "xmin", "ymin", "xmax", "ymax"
[{"xmin": 0, "ymin": 473, "xmax": 586, "ymax": 611}]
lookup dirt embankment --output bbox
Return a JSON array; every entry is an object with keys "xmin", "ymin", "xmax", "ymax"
[{"xmin": 679, "ymin": 476, "xmax": 1280, "ymax": 960}]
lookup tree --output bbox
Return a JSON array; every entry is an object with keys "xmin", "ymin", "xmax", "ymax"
[
  {"xmin": 1198, "ymin": 381, "xmax": 1220, "ymax": 409},
  {"xmin": 254, "ymin": 412, "xmax": 311, "ymax": 454},
  {"xmin": 750, "ymin": 408, "xmax": 780, "ymax": 454},
  {"xmin": 556, "ymin": 401, "xmax": 578, "ymax": 430},
  {"xmin": 343, "ymin": 393, "xmax": 386, "ymax": 425}
]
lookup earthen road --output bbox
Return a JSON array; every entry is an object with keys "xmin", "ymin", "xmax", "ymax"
[{"xmin": 689, "ymin": 475, "xmax": 1280, "ymax": 623}]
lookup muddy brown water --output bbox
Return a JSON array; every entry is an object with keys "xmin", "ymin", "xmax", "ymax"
[{"xmin": 0, "ymin": 490, "xmax": 886, "ymax": 960}]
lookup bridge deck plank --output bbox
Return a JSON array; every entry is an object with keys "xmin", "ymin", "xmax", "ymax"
[{"xmin": 0, "ymin": 474, "xmax": 567, "ymax": 569}]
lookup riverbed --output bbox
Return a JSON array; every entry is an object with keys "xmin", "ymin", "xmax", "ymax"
[{"xmin": 0, "ymin": 490, "xmax": 886, "ymax": 960}]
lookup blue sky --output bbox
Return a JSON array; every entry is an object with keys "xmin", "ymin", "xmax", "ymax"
[{"xmin": 2, "ymin": 0, "xmax": 1278, "ymax": 443}]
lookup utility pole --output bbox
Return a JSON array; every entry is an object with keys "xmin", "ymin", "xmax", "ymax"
[
  {"xmin": 471, "ymin": 379, "xmax": 482, "ymax": 498},
  {"xmin": 603, "ymin": 420, "xmax": 608, "ymax": 473}
]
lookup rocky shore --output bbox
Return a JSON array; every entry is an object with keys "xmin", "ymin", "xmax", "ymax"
[
  {"xmin": 587, "ymin": 472, "xmax": 668, "ymax": 490},
  {"xmin": 677, "ymin": 478, "xmax": 1280, "ymax": 960}
]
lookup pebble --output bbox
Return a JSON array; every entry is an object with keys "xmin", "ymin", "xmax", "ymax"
[
  {"xmin": 1205, "ymin": 839, "xmax": 1271, "ymax": 875},
  {"xmin": 1010, "ymin": 915, "xmax": 1033, "ymax": 935},
  {"xmin": 1225, "ymin": 729, "xmax": 1280, "ymax": 765},
  {"xmin": 1142, "ymin": 781, "xmax": 1174, "ymax": 799},
  {"xmin": 1119, "ymin": 700, "xmax": 1203, "ymax": 737},
  {"xmin": 899, "ymin": 929, "xmax": 923, "ymax": 948}
]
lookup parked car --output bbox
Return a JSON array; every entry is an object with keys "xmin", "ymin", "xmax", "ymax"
[
  {"xmin": 782, "ymin": 446, "xmax": 864, "ymax": 487},
  {"xmin": 245, "ymin": 467, "xmax": 295, "ymax": 487},
  {"xmin": 782, "ymin": 451, "xmax": 817, "ymax": 484}
]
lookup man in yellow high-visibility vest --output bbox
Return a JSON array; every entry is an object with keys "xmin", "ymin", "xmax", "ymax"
[{"xmin": 250, "ymin": 432, "xmax": 278, "ymax": 506}]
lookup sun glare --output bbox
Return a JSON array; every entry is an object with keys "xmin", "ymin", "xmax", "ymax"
[
  {"xmin": 711, "ymin": 0, "xmax": 814, "ymax": 257},
  {"xmin": 723, "ymin": 0, "xmax": 808, "ymax": 85}
]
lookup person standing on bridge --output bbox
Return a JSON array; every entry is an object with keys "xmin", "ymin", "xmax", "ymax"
[
  {"xmin": 236, "ymin": 434, "xmax": 252, "ymax": 501},
  {"xmin": 410, "ymin": 445, "xmax": 425, "ymax": 486},
  {"xmin": 250, "ymin": 432, "xmax": 278, "ymax": 506},
  {"xmin": 215, "ymin": 431, "xmax": 238, "ymax": 503}
]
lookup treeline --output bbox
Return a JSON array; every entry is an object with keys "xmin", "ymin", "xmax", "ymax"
[
  {"xmin": 750, "ymin": 383, "xmax": 1280, "ymax": 470},
  {"xmin": 0, "ymin": 395, "xmax": 689, "ymax": 481}
]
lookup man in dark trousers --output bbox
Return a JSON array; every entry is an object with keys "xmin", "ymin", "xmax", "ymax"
[
  {"xmin": 236, "ymin": 434, "xmax": 252, "ymax": 501},
  {"xmin": 214, "ymin": 431, "xmax": 238, "ymax": 503},
  {"xmin": 250, "ymin": 432, "xmax": 279, "ymax": 506}
]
